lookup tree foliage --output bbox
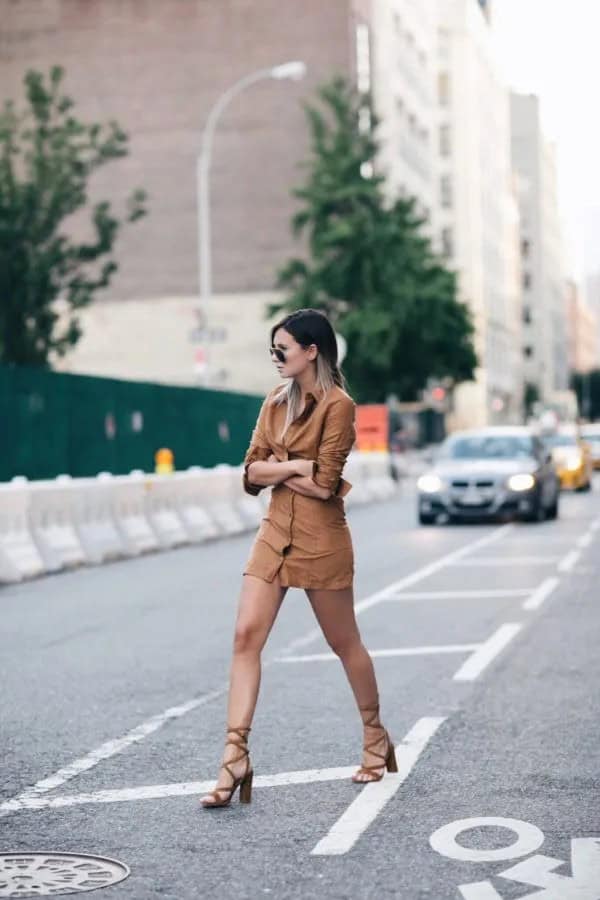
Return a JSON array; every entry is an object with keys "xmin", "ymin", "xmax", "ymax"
[
  {"xmin": 571, "ymin": 369, "xmax": 600, "ymax": 421},
  {"xmin": 0, "ymin": 66, "xmax": 147, "ymax": 366},
  {"xmin": 270, "ymin": 77, "xmax": 477, "ymax": 402}
]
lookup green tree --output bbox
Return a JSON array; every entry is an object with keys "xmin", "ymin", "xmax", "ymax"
[
  {"xmin": 0, "ymin": 66, "xmax": 147, "ymax": 367},
  {"xmin": 270, "ymin": 77, "xmax": 476, "ymax": 403},
  {"xmin": 571, "ymin": 370, "xmax": 600, "ymax": 421}
]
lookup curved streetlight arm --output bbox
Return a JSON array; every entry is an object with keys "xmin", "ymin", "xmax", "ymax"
[{"xmin": 197, "ymin": 62, "xmax": 306, "ymax": 303}]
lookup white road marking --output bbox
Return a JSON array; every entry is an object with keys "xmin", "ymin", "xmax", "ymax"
[
  {"xmin": 276, "ymin": 644, "xmax": 479, "ymax": 664},
  {"xmin": 448, "ymin": 556, "xmax": 559, "ymax": 567},
  {"xmin": 458, "ymin": 882, "xmax": 504, "ymax": 899},
  {"xmin": 0, "ymin": 524, "xmax": 512, "ymax": 814},
  {"xmin": 522, "ymin": 577, "xmax": 560, "ymax": 611},
  {"xmin": 384, "ymin": 588, "xmax": 531, "ymax": 601},
  {"xmin": 430, "ymin": 815, "xmax": 544, "ymax": 862},
  {"xmin": 558, "ymin": 548, "xmax": 581, "ymax": 572},
  {"xmin": 1, "ymin": 765, "xmax": 364, "ymax": 813},
  {"xmin": 496, "ymin": 839, "xmax": 600, "ymax": 897},
  {"xmin": 284, "ymin": 524, "xmax": 514, "ymax": 656},
  {"xmin": 3, "ymin": 687, "xmax": 225, "ymax": 810},
  {"xmin": 311, "ymin": 717, "xmax": 446, "ymax": 856},
  {"xmin": 577, "ymin": 532, "xmax": 593, "ymax": 548},
  {"xmin": 453, "ymin": 624, "xmax": 522, "ymax": 681}
]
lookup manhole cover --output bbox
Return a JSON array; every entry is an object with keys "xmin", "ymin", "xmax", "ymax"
[{"xmin": 0, "ymin": 853, "xmax": 129, "ymax": 897}]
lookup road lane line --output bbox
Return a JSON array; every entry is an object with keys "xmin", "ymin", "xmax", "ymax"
[
  {"xmin": 311, "ymin": 717, "xmax": 446, "ymax": 856},
  {"xmin": 522, "ymin": 577, "xmax": 560, "ymax": 611},
  {"xmin": 577, "ymin": 532, "xmax": 593, "ymax": 548},
  {"xmin": 2, "ymin": 687, "xmax": 227, "ymax": 810},
  {"xmin": 1, "ymin": 524, "xmax": 512, "ymax": 814},
  {"xmin": 276, "ymin": 644, "xmax": 479, "ymax": 663},
  {"xmin": 1, "ymin": 765, "xmax": 365, "ymax": 813},
  {"xmin": 448, "ymin": 556, "xmax": 559, "ymax": 566},
  {"xmin": 384, "ymin": 589, "xmax": 531, "ymax": 601},
  {"xmin": 558, "ymin": 549, "xmax": 581, "ymax": 573},
  {"xmin": 452, "ymin": 624, "xmax": 522, "ymax": 682},
  {"xmin": 283, "ymin": 524, "xmax": 515, "ymax": 656}
]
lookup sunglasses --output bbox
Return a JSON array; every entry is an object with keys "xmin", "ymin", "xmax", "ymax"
[{"xmin": 269, "ymin": 346, "xmax": 287, "ymax": 364}]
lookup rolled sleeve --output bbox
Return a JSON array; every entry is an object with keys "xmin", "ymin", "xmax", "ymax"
[
  {"xmin": 313, "ymin": 399, "xmax": 356, "ymax": 496},
  {"xmin": 242, "ymin": 397, "xmax": 272, "ymax": 495}
]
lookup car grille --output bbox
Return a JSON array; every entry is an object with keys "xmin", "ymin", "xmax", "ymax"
[{"xmin": 450, "ymin": 477, "xmax": 498, "ymax": 508}]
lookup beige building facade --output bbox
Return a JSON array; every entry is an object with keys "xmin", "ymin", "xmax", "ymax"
[
  {"xmin": 566, "ymin": 280, "xmax": 598, "ymax": 375},
  {"xmin": 435, "ymin": 0, "xmax": 523, "ymax": 429}
]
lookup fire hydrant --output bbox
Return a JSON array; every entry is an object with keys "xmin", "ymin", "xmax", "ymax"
[{"xmin": 154, "ymin": 447, "xmax": 174, "ymax": 474}]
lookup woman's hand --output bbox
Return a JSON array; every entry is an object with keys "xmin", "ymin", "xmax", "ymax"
[{"xmin": 294, "ymin": 458, "xmax": 316, "ymax": 478}]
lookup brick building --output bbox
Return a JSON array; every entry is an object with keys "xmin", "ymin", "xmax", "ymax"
[{"xmin": 0, "ymin": 0, "xmax": 370, "ymax": 301}]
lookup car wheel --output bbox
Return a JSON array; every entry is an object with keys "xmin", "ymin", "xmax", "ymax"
[
  {"xmin": 546, "ymin": 495, "xmax": 559, "ymax": 520},
  {"xmin": 419, "ymin": 512, "xmax": 437, "ymax": 525},
  {"xmin": 523, "ymin": 495, "xmax": 545, "ymax": 523}
]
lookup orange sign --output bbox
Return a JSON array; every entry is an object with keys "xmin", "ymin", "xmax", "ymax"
[{"xmin": 355, "ymin": 404, "xmax": 389, "ymax": 452}]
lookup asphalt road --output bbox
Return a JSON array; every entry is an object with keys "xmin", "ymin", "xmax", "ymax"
[{"xmin": 2, "ymin": 477, "xmax": 600, "ymax": 899}]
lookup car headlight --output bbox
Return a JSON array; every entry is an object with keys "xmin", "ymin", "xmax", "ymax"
[
  {"xmin": 417, "ymin": 474, "xmax": 443, "ymax": 493},
  {"xmin": 507, "ymin": 473, "xmax": 535, "ymax": 492},
  {"xmin": 565, "ymin": 454, "xmax": 582, "ymax": 472}
]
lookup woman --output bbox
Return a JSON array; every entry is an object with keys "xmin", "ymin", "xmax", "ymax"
[{"xmin": 200, "ymin": 308, "xmax": 396, "ymax": 808}]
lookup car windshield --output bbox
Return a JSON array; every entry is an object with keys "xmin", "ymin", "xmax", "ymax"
[
  {"xmin": 439, "ymin": 435, "xmax": 534, "ymax": 460},
  {"xmin": 541, "ymin": 433, "xmax": 577, "ymax": 448}
]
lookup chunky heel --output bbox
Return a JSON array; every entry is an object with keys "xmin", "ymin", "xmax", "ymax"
[
  {"xmin": 239, "ymin": 769, "xmax": 253, "ymax": 804},
  {"xmin": 200, "ymin": 726, "xmax": 253, "ymax": 809},
  {"xmin": 385, "ymin": 733, "xmax": 398, "ymax": 773},
  {"xmin": 352, "ymin": 705, "xmax": 397, "ymax": 783}
]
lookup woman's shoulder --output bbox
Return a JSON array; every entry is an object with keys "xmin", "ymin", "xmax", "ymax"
[{"xmin": 327, "ymin": 384, "xmax": 356, "ymax": 409}]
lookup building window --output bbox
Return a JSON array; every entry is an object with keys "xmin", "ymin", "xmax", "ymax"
[
  {"xmin": 441, "ymin": 227, "xmax": 454, "ymax": 258},
  {"xmin": 440, "ymin": 174, "xmax": 453, "ymax": 208},
  {"xmin": 524, "ymin": 345, "xmax": 534, "ymax": 358},
  {"xmin": 393, "ymin": 12, "xmax": 402, "ymax": 35},
  {"xmin": 523, "ymin": 306, "xmax": 532, "ymax": 324},
  {"xmin": 439, "ymin": 124, "xmax": 451, "ymax": 156},
  {"xmin": 523, "ymin": 272, "xmax": 532, "ymax": 290},
  {"xmin": 521, "ymin": 238, "xmax": 530, "ymax": 258},
  {"xmin": 438, "ymin": 72, "xmax": 450, "ymax": 106}
]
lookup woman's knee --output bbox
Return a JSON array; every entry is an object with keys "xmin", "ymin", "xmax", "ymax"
[
  {"xmin": 326, "ymin": 631, "xmax": 363, "ymax": 659},
  {"xmin": 233, "ymin": 620, "xmax": 267, "ymax": 655}
]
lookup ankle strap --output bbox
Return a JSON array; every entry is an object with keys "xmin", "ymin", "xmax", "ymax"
[{"xmin": 227, "ymin": 725, "xmax": 251, "ymax": 740}]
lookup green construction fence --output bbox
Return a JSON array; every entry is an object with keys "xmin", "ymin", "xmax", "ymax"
[{"xmin": 0, "ymin": 365, "xmax": 263, "ymax": 481}]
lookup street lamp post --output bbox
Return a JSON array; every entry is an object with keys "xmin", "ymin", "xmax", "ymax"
[{"xmin": 196, "ymin": 61, "xmax": 307, "ymax": 306}]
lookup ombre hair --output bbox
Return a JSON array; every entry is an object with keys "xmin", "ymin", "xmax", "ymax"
[{"xmin": 270, "ymin": 308, "xmax": 347, "ymax": 437}]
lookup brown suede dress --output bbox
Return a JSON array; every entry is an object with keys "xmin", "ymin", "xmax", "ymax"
[{"xmin": 242, "ymin": 383, "xmax": 356, "ymax": 590}]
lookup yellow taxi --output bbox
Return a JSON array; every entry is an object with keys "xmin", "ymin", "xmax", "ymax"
[{"xmin": 541, "ymin": 426, "xmax": 593, "ymax": 492}]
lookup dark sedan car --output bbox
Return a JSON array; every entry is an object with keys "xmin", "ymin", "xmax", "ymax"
[{"xmin": 417, "ymin": 427, "xmax": 560, "ymax": 524}]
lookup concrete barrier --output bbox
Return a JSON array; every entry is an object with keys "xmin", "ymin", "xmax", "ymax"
[
  {"xmin": 141, "ymin": 475, "xmax": 189, "ymax": 549},
  {"xmin": 0, "ymin": 481, "xmax": 45, "ymax": 581},
  {"xmin": 175, "ymin": 469, "xmax": 220, "ymax": 543},
  {"xmin": 0, "ymin": 451, "xmax": 397, "ymax": 583},
  {"xmin": 195, "ymin": 465, "xmax": 246, "ymax": 536},
  {"xmin": 362, "ymin": 452, "xmax": 397, "ymax": 500},
  {"xmin": 28, "ymin": 479, "xmax": 87, "ymax": 572},
  {"xmin": 75, "ymin": 475, "xmax": 127, "ymax": 564},
  {"xmin": 111, "ymin": 474, "xmax": 160, "ymax": 556}
]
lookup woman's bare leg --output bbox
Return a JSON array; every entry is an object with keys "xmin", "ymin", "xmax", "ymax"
[
  {"xmin": 201, "ymin": 573, "xmax": 287, "ymax": 804},
  {"xmin": 306, "ymin": 586, "xmax": 390, "ymax": 783}
]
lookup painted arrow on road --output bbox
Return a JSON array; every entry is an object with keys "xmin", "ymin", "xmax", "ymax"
[{"xmin": 460, "ymin": 839, "xmax": 600, "ymax": 899}]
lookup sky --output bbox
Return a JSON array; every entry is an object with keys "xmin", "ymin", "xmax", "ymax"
[{"xmin": 491, "ymin": 0, "xmax": 600, "ymax": 282}]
